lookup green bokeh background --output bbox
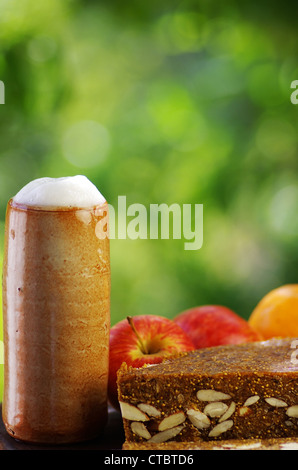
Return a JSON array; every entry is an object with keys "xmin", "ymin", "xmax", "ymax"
[{"xmin": 1, "ymin": 0, "xmax": 298, "ymax": 400}]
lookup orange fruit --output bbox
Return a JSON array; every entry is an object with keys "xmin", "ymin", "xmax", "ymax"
[{"xmin": 248, "ymin": 284, "xmax": 298, "ymax": 339}]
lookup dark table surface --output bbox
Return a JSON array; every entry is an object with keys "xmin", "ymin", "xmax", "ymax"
[{"xmin": 0, "ymin": 404, "xmax": 125, "ymax": 450}]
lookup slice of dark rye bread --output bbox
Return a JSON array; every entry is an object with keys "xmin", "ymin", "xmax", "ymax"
[{"xmin": 117, "ymin": 338, "xmax": 298, "ymax": 444}]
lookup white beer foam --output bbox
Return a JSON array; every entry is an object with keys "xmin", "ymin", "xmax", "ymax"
[{"xmin": 13, "ymin": 175, "xmax": 106, "ymax": 207}]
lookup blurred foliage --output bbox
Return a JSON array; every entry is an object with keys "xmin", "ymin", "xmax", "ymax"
[{"xmin": 0, "ymin": 0, "xmax": 298, "ymax": 401}]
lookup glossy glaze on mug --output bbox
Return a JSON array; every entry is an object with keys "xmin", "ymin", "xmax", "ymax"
[{"xmin": 2, "ymin": 200, "xmax": 110, "ymax": 444}]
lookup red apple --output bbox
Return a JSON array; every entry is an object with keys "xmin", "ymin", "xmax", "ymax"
[
  {"xmin": 108, "ymin": 314, "xmax": 195, "ymax": 409},
  {"xmin": 174, "ymin": 305, "xmax": 262, "ymax": 349}
]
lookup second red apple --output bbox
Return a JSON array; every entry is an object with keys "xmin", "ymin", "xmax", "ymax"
[{"xmin": 174, "ymin": 305, "xmax": 262, "ymax": 349}]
